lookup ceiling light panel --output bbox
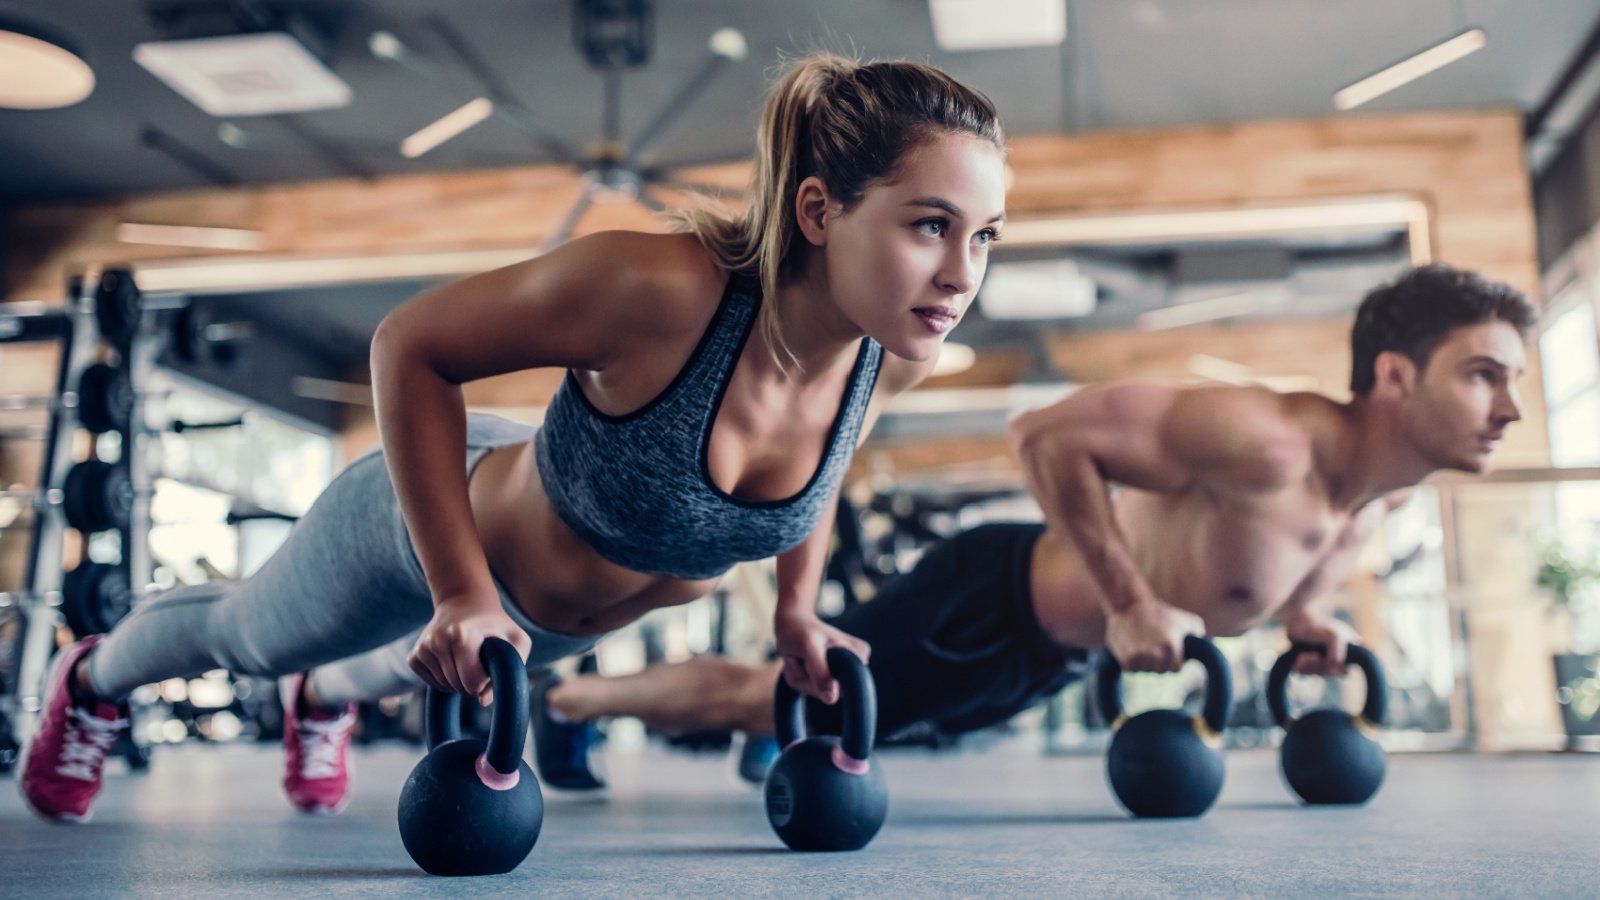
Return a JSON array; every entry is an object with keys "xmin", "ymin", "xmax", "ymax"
[
  {"xmin": 929, "ymin": 0, "xmax": 1067, "ymax": 52},
  {"xmin": 134, "ymin": 32, "xmax": 351, "ymax": 117}
]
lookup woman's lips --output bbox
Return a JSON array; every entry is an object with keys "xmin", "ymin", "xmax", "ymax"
[{"xmin": 913, "ymin": 306, "xmax": 957, "ymax": 334}]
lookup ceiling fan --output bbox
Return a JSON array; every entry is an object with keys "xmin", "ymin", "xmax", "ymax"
[{"xmin": 369, "ymin": 0, "xmax": 749, "ymax": 249}]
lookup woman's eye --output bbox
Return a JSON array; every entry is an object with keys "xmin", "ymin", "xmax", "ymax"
[
  {"xmin": 916, "ymin": 219, "xmax": 947, "ymax": 237},
  {"xmin": 975, "ymin": 228, "xmax": 1002, "ymax": 246}
]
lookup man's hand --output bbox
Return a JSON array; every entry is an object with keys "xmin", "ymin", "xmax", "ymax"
[
  {"xmin": 1283, "ymin": 610, "xmax": 1360, "ymax": 676},
  {"xmin": 774, "ymin": 611, "xmax": 871, "ymax": 704},
  {"xmin": 1105, "ymin": 599, "xmax": 1207, "ymax": 672}
]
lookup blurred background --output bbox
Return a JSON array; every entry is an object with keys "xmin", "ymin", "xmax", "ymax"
[{"xmin": 2, "ymin": 0, "xmax": 1599, "ymax": 765}]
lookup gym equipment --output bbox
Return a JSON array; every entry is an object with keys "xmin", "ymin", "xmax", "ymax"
[
  {"xmin": 398, "ymin": 637, "xmax": 542, "ymax": 876},
  {"xmin": 94, "ymin": 269, "xmax": 142, "ymax": 346},
  {"xmin": 765, "ymin": 647, "xmax": 887, "ymax": 852},
  {"xmin": 0, "ymin": 362, "xmax": 134, "ymax": 435},
  {"xmin": 75, "ymin": 363, "xmax": 134, "ymax": 434},
  {"xmin": 61, "ymin": 459, "xmax": 133, "ymax": 533},
  {"xmin": 0, "ymin": 459, "xmax": 134, "ymax": 533},
  {"xmin": 1267, "ymin": 642, "xmax": 1388, "ymax": 805},
  {"xmin": 169, "ymin": 305, "xmax": 252, "ymax": 368},
  {"xmin": 61, "ymin": 563, "xmax": 135, "ymax": 636},
  {"xmin": 1096, "ymin": 635, "xmax": 1234, "ymax": 818}
]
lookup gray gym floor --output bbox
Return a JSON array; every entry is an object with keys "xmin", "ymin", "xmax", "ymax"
[{"xmin": 0, "ymin": 740, "xmax": 1594, "ymax": 898}]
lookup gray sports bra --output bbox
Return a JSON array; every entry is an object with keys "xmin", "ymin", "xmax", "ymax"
[{"xmin": 535, "ymin": 274, "xmax": 884, "ymax": 580}]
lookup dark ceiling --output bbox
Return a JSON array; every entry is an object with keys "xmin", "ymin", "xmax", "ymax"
[{"xmin": 2, "ymin": 0, "xmax": 1598, "ymax": 204}]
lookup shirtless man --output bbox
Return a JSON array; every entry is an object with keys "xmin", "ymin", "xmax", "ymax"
[{"xmin": 535, "ymin": 263, "xmax": 1534, "ymax": 764}]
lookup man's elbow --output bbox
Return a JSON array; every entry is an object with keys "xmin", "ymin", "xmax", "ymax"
[{"xmin": 1006, "ymin": 410, "xmax": 1051, "ymax": 467}]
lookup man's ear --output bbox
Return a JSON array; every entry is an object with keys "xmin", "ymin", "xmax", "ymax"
[
  {"xmin": 794, "ymin": 176, "xmax": 832, "ymax": 248},
  {"xmin": 1372, "ymin": 350, "xmax": 1417, "ymax": 399}
]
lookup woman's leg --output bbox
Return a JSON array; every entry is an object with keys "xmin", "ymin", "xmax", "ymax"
[{"xmin": 86, "ymin": 451, "xmax": 436, "ymax": 702}]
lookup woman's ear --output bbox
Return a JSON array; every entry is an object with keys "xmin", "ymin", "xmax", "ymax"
[{"xmin": 794, "ymin": 175, "xmax": 832, "ymax": 247}]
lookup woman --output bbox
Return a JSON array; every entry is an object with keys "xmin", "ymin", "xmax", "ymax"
[{"xmin": 22, "ymin": 52, "xmax": 1008, "ymax": 822}]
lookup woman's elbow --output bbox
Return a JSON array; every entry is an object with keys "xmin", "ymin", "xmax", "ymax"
[{"xmin": 369, "ymin": 313, "xmax": 425, "ymax": 384}]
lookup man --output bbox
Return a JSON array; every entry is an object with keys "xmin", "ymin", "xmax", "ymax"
[{"xmin": 536, "ymin": 263, "xmax": 1533, "ymax": 780}]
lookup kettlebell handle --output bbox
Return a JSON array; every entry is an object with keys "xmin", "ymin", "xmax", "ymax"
[
  {"xmin": 1266, "ymin": 641, "xmax": 1387, "ymax": 729},
  {"xmin": 423, "ymin": 636, "xmax": 530, "ymax": 776},
  {"xmin": 1096, "ymin": 634, "xmax": 1233, "ymax": 734},
  {"xmin": 773, "ymin": 647, "xmax": 877, "ymax": 762}
]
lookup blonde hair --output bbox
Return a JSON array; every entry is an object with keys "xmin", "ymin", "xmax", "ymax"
[{"xmin": 676, "ymin": 54, "xmax": 1003, "ymax": 370}]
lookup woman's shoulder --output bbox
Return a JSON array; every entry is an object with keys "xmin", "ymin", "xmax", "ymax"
[{"xmin": 558, "ymin": 230, "xmax": 729, "ymax": 338}]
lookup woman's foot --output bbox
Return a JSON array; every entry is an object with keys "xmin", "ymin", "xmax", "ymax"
[
  {"xmin": 19, "ymin": 636, "xmax": 130, "ymax": 823},
  {"xmin": 278, "ymin": 673, "xmax": 357, "ymax": 814}
]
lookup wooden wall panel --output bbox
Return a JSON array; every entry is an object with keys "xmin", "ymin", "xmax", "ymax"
[{"xmin": 3, "ymin": 107, "xmax": 1545, "ymax": 470}]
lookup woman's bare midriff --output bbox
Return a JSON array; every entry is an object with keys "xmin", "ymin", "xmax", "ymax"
[{"xmin": 466, "ymin": 439, "xmax": 723, "ymax": 637}]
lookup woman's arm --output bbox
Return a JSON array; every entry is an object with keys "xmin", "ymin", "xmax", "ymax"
[
  {"xmin": 771, "ymin": 351, "xmax": 937, "ymax": 700},
  {"xmin": 373, "ymin": 231, "xmax": 715, "ymax": 701}
]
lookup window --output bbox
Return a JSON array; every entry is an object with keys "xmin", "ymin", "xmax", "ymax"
[{"xmin": 1541, "ymin": 293, "xmax": 1600, "ymax": 468}]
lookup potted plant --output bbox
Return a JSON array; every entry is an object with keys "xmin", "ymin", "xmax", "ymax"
[{"xmin": 1539, "ymin": 537, "xmax": 1600, "ymax": 747}]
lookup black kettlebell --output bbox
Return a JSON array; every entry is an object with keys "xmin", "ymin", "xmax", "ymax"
[
  {"xmin": 398, "ymin": 637, "xmax": 543, "ymax": 876},
  {"xmin": 764, "ymin": 647, "xmax": 887, "ymax": 852},
  {"xmin": 1267, "ymin": 641, "xmax": 1387, "ymax": 805},
  {"xmin": 1096, "ymin": 634, "xmax": 1234, "ymax": 818}
]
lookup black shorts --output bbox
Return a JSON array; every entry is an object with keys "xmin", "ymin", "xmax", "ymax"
[{"xmin": 809, "ymin": 522, "xmax": 1094, "ymax": 742}]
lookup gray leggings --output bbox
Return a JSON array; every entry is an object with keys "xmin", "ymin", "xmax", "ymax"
[{"xmin": 87, "ymin": 414, "xmax": 601, "ymax": 704}]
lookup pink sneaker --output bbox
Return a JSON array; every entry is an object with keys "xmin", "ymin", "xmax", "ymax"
[
  {"xmin": 19, "ymin": 636, "xmax": 131, "ymax": 823},
  {"xmin": 279, "ymin": 673, "xmax": 356, "ymax": 814}
]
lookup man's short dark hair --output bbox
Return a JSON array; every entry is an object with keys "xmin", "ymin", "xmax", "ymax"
[{"xmin": 1349, "ymin": 264, "xmax": 1536, "ymax": 395}]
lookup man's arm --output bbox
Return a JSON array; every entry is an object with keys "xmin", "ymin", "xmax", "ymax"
[
  {"xmin": 1007, "ymin": 382, "xmax": 1311, "ymax": 670},
  {"xmin": 1277, "ymin": 491, "xmax": 1411, "ymax": 674}
]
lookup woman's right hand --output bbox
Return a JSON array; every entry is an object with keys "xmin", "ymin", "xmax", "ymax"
[{"xmin": 408, "ymin": 595, "xmax": 532, "ymax": 707}]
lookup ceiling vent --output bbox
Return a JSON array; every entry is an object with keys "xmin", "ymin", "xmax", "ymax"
[{"xmin": 133, "ymin": 6, "xmax": 349, "ymax": 117}]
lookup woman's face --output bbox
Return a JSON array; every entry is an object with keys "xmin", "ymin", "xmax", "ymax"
[{"xmin": 813, "ymin": 132, "xmax": 1007, "ymax": 362}]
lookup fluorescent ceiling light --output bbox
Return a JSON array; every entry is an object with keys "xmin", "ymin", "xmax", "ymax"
[
  {"xmin": 0, "ymin": 18, "xmax": 94, "ymax": 109},
  {"xmin": 929, "ymin": 0, "xmax": 1067, "ymax": 52},
  {"xmin": 116, "ymin": 223, "xmax": 266, "ymax": 251},
  {"xmin": 1137, "ymin": 290, "xmax": 1262, "ymax": 331},
  {"xmin": 129, "ymin": 247, "xmax": 538, "ymax": 294},
  {"xmin": 1001, "ymin": 196, "xmax": 1434, "ymax": 265},
  {"xmin": 402, "ymin": 97, "xmax": 495, "ymax": 158},
  {"xmin": 134, "ymin": 32, "xmax": 351, "ymax": 117},
  {"xmin": 1334, "ymin": 28, "xmax": 1487, "ymax": 111}
]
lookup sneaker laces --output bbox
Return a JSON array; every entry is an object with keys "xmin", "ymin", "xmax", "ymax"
[
  {"xmin": 297, "ymin": 714, "xmax": 354, "ymax": 780},
  {"xmin": 58, "ymin": 706, "xmax": 129, "ymax": 782}
]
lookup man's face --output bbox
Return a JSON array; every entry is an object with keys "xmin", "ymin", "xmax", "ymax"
[{"xmin": 1398, "ymin": 320, "xmax": 1527, "ymax": 474}]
